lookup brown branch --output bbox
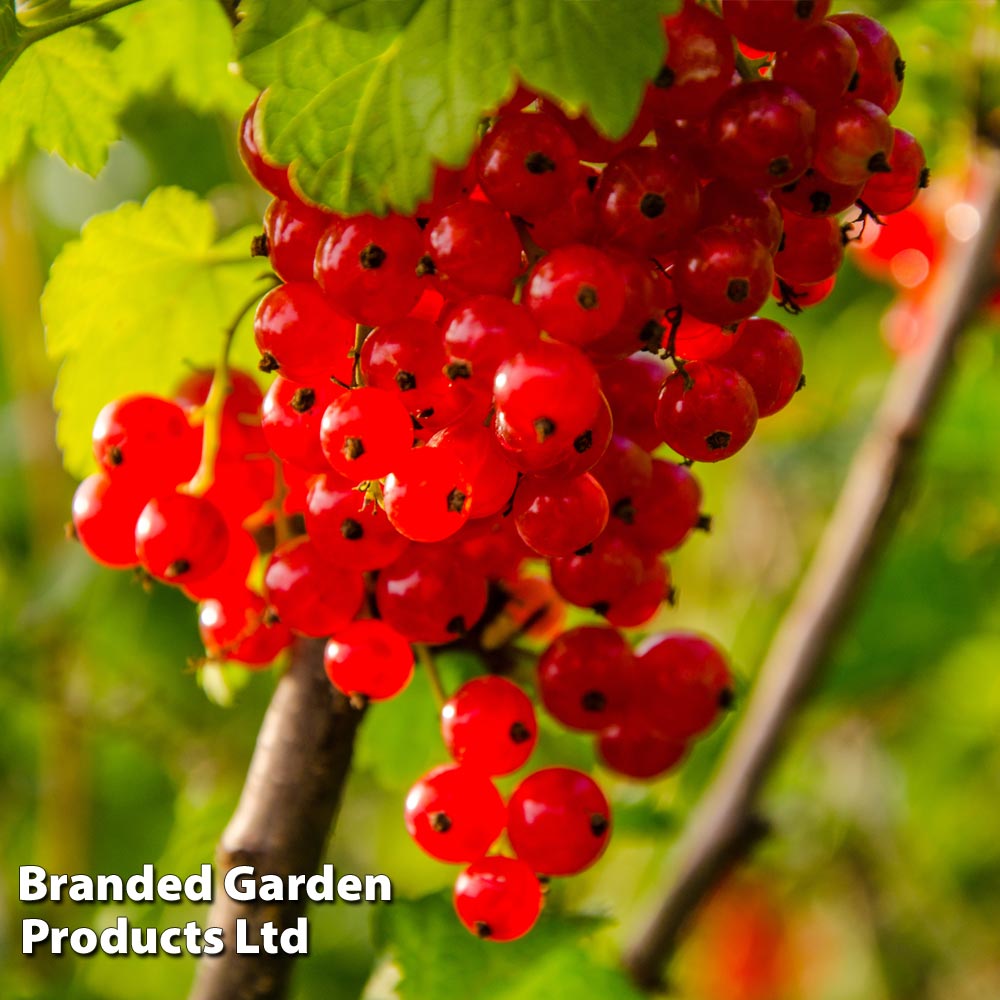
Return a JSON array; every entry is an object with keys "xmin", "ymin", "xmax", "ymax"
[
  {"xmin": 624, "ymin": 148, "xmax": 1000, "ymax": 992},
  {"xmin": 189, "ymin": 638, "xmax": 366, "ymax": 1000}
]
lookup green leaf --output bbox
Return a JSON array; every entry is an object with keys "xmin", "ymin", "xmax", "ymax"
[
  {"xmin": 0, "ymin": 25, "xmax": 125, "ymax": 175},
  {"xmin": 237, "ymin": 0, "xmax": 672, "ymax": 214},
  {"xmin": 374, "ymin": 892, "xmax": 622, "ymax": 1000},
  {"xmin": 107, "ymin": 0, "xmax": 254, "ymax": 117},
  {"xmin": 0, "ymin": 1, "xmax": 23, "ymax": 81},
  {"xmin": 42, "ymin": 186, "xmax": 269, "ymax": 477}
]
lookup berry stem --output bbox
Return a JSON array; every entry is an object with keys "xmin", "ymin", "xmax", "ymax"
[
  {"xmin": 350, "ymin": 325, "xmax": 373, "ymax": 388},
  {"xmin": 416, "ymin": 643, "xmax": 447, "ymax": 710}
]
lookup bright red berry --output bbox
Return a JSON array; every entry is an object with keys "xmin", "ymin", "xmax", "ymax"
[
  {"xmin": 513, "ymin": 473, "xmax": 609, "ymax": 558},
  {"xmin": 774, "ymin": 167, "xmax": 863, "ymax": 217},
  {"xmin": 135, "ymin": 492, "xmax": 229, "ymax": 584},
  {"xmin": 324, "ymin": 619, "xmax": 414, "ymax": 701},
  {"xmin": 263, "ymin": 197, "xmax": 336, "ymax": 284},
  {"xmin": 427, "ymin": 422, "xmax": 519, "ymax": 518},
  {"xmin": 698, "ymin": 180, "xmax": 784, "ymax": 255},
  {"xmin": 261, "ymin": 376, "xmax": 343, "ymax": 473},
  {"xmin": 829, "ymin": 12, "xmax": 904, "ymax": 114},
  {"xmin": 774, "ymin": 212, "xmax": 844, "ymax": 286},
  {"xmin": 861, "ymin": 129, "xmax": 928, "ymax": 215},
  {"xmin": 199, "ymin": 589, "xmax": 293, "ymax": 667},
  {"xmin": 597, "ymin": 719, "xmax": 687, "ymax": 780},
  {"xmin": 717, "ymin": 317, "xmax": 804, "ymax": 418},
  {"xmin": 721, "ymin": 0, "xmax": 831, "ymax": 52},
  {"xmin": 814, "ymin": 99, "xmax": 895, "ymax": 186},
  {"xmin": 238, "ymin": 95, "xmax": 294, "ymax": 200},
  {"xmin": 71, "ymin": 474, "xmax": 145, "ymax": 568},
  {"xmin": 382, "ymin": 446, "xmax": 473, "ymax": 543},
  {"xmin": 599, "ymin": 354, "xmax": 667, "ymax": 451},
  {"xmin": 772, "ymin": 20, "xmax": 859, "ymax": 108},
  {"xmin": 319, "ymin": 387, "xmax": 414, "ymax": 483},
  {"xmin": 454, "ymin": 856, "xmax": 542, "ymax": 942}
]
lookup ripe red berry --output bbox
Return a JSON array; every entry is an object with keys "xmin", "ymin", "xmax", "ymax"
[
  {"xmin": 427, "ymin": 422, "xmax": 519, "ymax": 518},
  {"xmin": 671, "ymin": 312, "xmax": 743, "ymax": 362},
  {"xmin": 323, "ymin": 618, "xmax": 414, "ymax": 701},
  {"xmin": 513, "ymin": 473, "xmax": 609, "ymax": 558},
  {"xmin": 261, "ymin": 376, "xmax": 343, "ymax": 473},
  {"xmin": 454, "ymin": 856, "xmax": 542, "ymax": 942},
  {"xmin": 537, "ymin": 626, "xmax": 634, "ymax": 732},
  {"xmin": 507, "ymin": 767, "xmax": 611, "ymax": 876},
  {"xmin": 597, "ymin": 720, "xmax": 687, "ymax": 780},
  {"xmin": 238, "ymin": 95, "xmax": 294, "ymax": 200},
  {"xmin": 655, "ymin": 361, "xmax": 759, "ymax": 463},
  {"xmin": 537, "ymin": 393, "xmax": 613, "ymax": 479},
  {"xmin": 523, "ymin": 165, "xmax": 599, "ymax": 250},
  {"xmin": 199, "ymin": 589, "xmax": 293, "ymax": 667},
  {"xmin": 708, "ymin": 81, "xmax": 816, "ymax": 190},
  {"xmin": 646, "ymin": 2, "xmax": 734, "ymax": 120},
  {"xmin": 92, "ymin": 394, "xmax": 200, "ymax": 491},
  {"xmin": 524, "ymin": 244, "xmax": 626, "ymax": 346},
  {"xmin": 634, "ymin": 631, "xmax": 733, "ymax": 740},
  {"xmin": 774, "ymin": 167, "xmax": 863, "ymax": 217},
  {"xmin": 609, "ymin": 458, "xmax": 703, "ymax": 553},
  {"xmin": 319, "ymin": 387, "xmax": 414, "ymax": 483},
  {"xmin": 698, "ymin": 180, "xmax": 784, "ymax": 255},
  {"xmin": 71, "ymin": 474, "xmax": 145, "ymax": 568},
  {"xmin": 814, "ymin": 99, "xmax": 894, "ymax": 186},
  {"xmin": 602, "ymin": 550, "xmax": 670, "ymax": 628},
  {"xmin": 772, "ymin": 20, "xmax": 859, "ymax": 108},
  {"xmin": 253, "ymin": 282, "xmax": 356, "ymax": 384},
  {"xmin": 592, "ymin": 433, "xmax": 654, "ymax": 517},
  {"xmin": 721, "ymin": 0, "xmax": 830, "ymax": 52},
  {"xmin": 774, "ymin": 212, "xmax": 844, "ymax": 286},
  {"xmin": 424, "ymin": 200, "xmax": 524, "ymax": 297},
  {"xmin": 135, "ymin": 492, "xmax": 229, "ymax": 584},
  {"xmin": 549, "ymin": 533, "xmax": 646, "ymax": 614},
  {"xmin": 404, "ymin": 764, "xmax": 506, "ymax": 863},
  {"xmin": 537, "ymin": 99, "xmax": 652, "ymax": 163},
  {"xmin": 599, "ymin": 354, "xmax": 667, "ymax": 451},
  {"xmin": 673, "ymin": 226, "xmax": 774, "ymax": 326},
  {"xmin": 477, "ymin": 112, "xmax": 580, "ymax": 217},
  {"xmin": 829, "ymin": 12, "xmax": 904, "ymax": 114},
  {"xmin": 717, "ymin": 317, "xmax": 804, "ymax": 418},
  {"xmin": 181, "ymin": 526, "xmax": 259, "ymax": 603},
  {"xmin": 263, "ymin": 197, "xmax": 336, "ymax": 284},
  {"xmin": 382, "ymin": 446, "xmax": 473, "ymax": 543},
  {"xmin": 861, "ymin": 129, "xmax": 928, "ymax": 215},
  {"xmin": 441, "ymin": 677, "xmax": 538, "ymax": 775},
  {"xmin": 594, "ymin": 146, "xmax": 701, "ymax": 254},
  {"xmin": 773, "ymin": 274, "xmax": 836, "ymax": 310}
]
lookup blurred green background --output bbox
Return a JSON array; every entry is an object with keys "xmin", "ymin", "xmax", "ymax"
[{"xmin": 1, "ymin": 1, "xmax": 999, "ymax": 998}]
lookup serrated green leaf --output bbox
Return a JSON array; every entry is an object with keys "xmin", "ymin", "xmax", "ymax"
[
  {"xmin": 42, "ymin": 186, "xmax": 269, "ymax": 477},
  {"xmin": 0, "ymin": 26, "xmax": 124, "ymax": 175},
  {"xmin": 106, "ymin": 0, "xmax": 253, "ymax": 117},
  {"xmin": 236, "ymin": 0, "xmax": 672, "ymax": 214},
  {"xmin": 374, "ymin": 892, "xmax": 613, "ymax": 1000}
]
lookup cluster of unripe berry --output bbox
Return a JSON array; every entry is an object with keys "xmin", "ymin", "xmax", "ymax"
[{"xmin": 69, "ymin": 0, "xmax": 925, "ymax": 941}]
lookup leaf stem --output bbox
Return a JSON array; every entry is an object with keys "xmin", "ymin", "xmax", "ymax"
[
  {"xmin": 21, "ymin": 0, "xmax": 145, "ymax": 45},
  {"xmin": 416, "ymin": 644, "xmax": 447, "ymax": 710}
]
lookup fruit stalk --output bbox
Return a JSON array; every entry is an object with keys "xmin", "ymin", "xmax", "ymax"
[{"xmin": 624, "ymin": 148, "xmax": 1000, "ymax": 992}]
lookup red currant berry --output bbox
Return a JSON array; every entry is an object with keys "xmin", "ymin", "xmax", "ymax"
[
  {"xmin": 405, "ymin": 764, "xmax": 506, "ymax": 863},
  {"xmin": 829, "ymin": 13, "xmax": 904, "ymax": 114},
  {"xmin": 603, "ymin": 551, "xmax": 670, "ymax": 628},
  {"xmin": 672, "ymin": 312, "xmax": 743, "ymax": 362},
  {"xmin": 71, "ymin": 474, "xmax": 145, "ymax": 568},
  {"xmin": 454, "ymin": 856, "xmax": 542, "ymax": 942},
  {"xmin": 442, "ymin": 676, "xmax": 537, "ymax": 775},
  {"xmin": 549, "ymin": 534, "xmax": 645, "ymax": 613},
  {"xmin": 698, "ymin": 180, "xmax": 784, "ymax": 255},
  {"xmin": 415, "ymin": 161, "xmax": 477, "ymax": 221},
  {"xmin": 199, "ymin": 589, "xmax": 293, "ymax": 667},
  {"xmin": 772, "ymin": 20, "xmax": 859, "ymax": 108},
  {"xmin": 708, "ymin": 81, "xmax": 816, "ymax": 190},
  {"xmin": 609, "ymin": 458, "xmax": 703, "ymax": 553},
  {"xmin": 324, "ymin": 619, "xmax": 413, "ymax": 701},
  {"xmin": 674, "ymin": 227, "xmax": 774, "ymax": 326},
  {"xmin": 382, "ymin": 446, "xmax": 473, "ymax": 543},
  {"xmin": 774, "ymin": 167, "xmax": 863, "ymax": 217},
  {"xmin": 262, "ymin": 376, "xmax": 343, "ymax": 473},
  {"xmin": 537, "ymin": 626, "xmax": 633, "ymax": 732},
  {"xmin": 861, "ymin": 129, "xmax": 928, "ymax": 216},
  {"xmin": 773, "ymin": 274, "xmax": 836, "ymax": 310},
  {"xmin": 538, "ymin": 392, "xmax": 613, "ymax": 479},
  {"xmin": 314, "ymin": 214, "xmax": 425, "ymax": 326},
  {"xmin": 523, "ymin": 165, "xmax": 599, "ymax": 250},
  {"xmin": 513, "ymin": 473, "xmax": 609, "ymax": 558},
  {"xmin": 263, "ymin": 197, "xmax": 336, "ymax": 284},
  {"xmin": 597, "ymin": 719, "xmax": 687, "ymax": 780},
  {"xmin": 507, "ymin": 767, "xmax": 611, "ymax": 876},
  {"xmin": 656, "ymin": 361, "xmax": 759, "ymax": 462},
  {"xmin": 599, "ymin": 354, "xmax": 667, "ymax": 451},
  {"xmin": 537, "ymin": 99, "xmax": 652, "ymax": 163},
  {"xmin": 717, "ymin": 317, "xmax": 803, "ymax": 417},
  {"xmin": 427, "ymin": 422, "xmax": 519, "ymax": 518},
  {"xmin": 135, "ymin": 492, "xmax": 229, "ymax": 584},
  {"xmin": 814, "ymin": 99, "xmax": 894, "ymax": 186},
  {"xmin": 319, "ymin": 387, "xmax": 414, "ymax": 483},
  {"xmin": 174, "ymin": 367, "xmax": 263, "ymax": 419},
  {"xmin": 238, "ymin": 95, "xmax": 293, "ymax": 200},
  {"xmin": 180, "ymin": 526, "xmax": 259, "ymax": 603},
  {"xmin": 592, "ymin": 434, "xmax": 654, "ymax": 519},
  {"xmin": 774, "ymin": 212, "xmax": 844, "ymax": 286},
  {"xmin": 721, "ymin": 0, "xmax": 830, "ymax": 52},
  {"xmin": 477, "ymin": 112, "xmax": 580, "ymax": 217}
]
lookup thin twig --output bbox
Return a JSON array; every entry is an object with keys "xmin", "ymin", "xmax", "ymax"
[{"xmin": 624, "ymin": 148, "xmax": 1000, "ymax": 992}]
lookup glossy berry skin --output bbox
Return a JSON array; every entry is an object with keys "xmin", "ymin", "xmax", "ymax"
[
  {"xmin": 264, "ymin": 197, "xmax": 335, "ymax": 283},
  {"xmin": 513, "ymin": 474, "xmax": 609, "ymax": 558},
  {"xmin": 814, "ymin": 99, "xmax": 894, "ymax": 186},
  {"xmin": 525, "ymin": 165, "xmax": 599, "ymax": 250},
  {"xmin": 305, "ymin": 473, "xmax": 409, "ymax": 569},
  {"xmin": 721, "ymin": 0, "xmax": 830, "ymax": 52},
  {"xmin": 493, "ymin": 341, "xmax": 601, "ymax": 451},
  {"xmin": 646, "ymin": 3, "xmax": 734, "ymax": 120},
  {"xmin": 537, "ymin": 626, "xmax": 634, "ymax": 732},
  {"xmin": 181, "ymin": 526, "xmax": 259, "ymax": 603},
  {"xmin": 592, "ymin": 434, "xmax": 654, "ymax": 520},
  {"xmin": 550, "ymin": 534, "xmax": 646, "ymax": 613},
  {"xmin": 603, "ymin": 550, "xmax": 669, "ymax": 628},
  {"xmin": 772, "ymin": 20, "xmax": 859, "ymax": 108},
  {"xmin": 598, "ymin": 719, "xmax": 687, "ymax": 780},
  {"xmin": 454, "ymin": 856, "xmax": 542, "ymax": 942},
  {"xmin": 383, "ymin": 446, "xmax": 473, "ymax": 543},
  {"xmin": 507, "ymin": 767, "xmax": 611, "ymax": 876},
  {"xmin": 635, "ymin": 631, "xmax": 733, "ymax": 740},
  {"xmin": 238, "ymin": 95, "xmax": 294, "ymax": 200},
  {"xmin": 773, "ymin": 274, "xmax": 836, "ymax": 310},
  {"xmin": 323, "ymin": 618, "xmax": 414, "ymax": 701},
  {"xmin": 441, "ymin": 677, "xmax": 537, "ymax": 775},
  {"xmin": 319, "ymin": 387, "xmax": 413, "ymax": 484},
  {"xmin": 92, "ymin": 394, "xmax": 200, "ymax": 491},
  {"xmin": 539, "ymin": 393, "xmax": 613, "ymax": 479},
  {"xmin": 199, "ymin": 590, "xmax": 293, "ymax": 667},
  {"xmin": 427, "ymin": 422, "xmax": 519, "ymax": 518},
  {"xmin": 264, "ymin": 538, "xmax": 364, "ymax": 638},
  {"xmin": 71, "ymin": 474, "xmax": 145, "ymax": 568},
  {"xmin": 404, "ymin": 765, "xmax": 506, "ymax": 863},
  {"xmin": 262, "ymin": 376, "xmax": 343, "ymax": 473},
  {"xmin": 829, "ymin": 13, "xmax": 904, "ymax": 114},
  {"xmin": 717, "ymin": 317, "xmax": 803, "ymax": 418},
  {"xmin": 674, "ymin": 226, "xmax": 774, "ymax": 326},
  {"xmin": 862, "ymin": 129, "xmax": 928, "ymax": 215},
  {"xmin": 774, "ymin": 167, "xmax": 863, "ymax": 217},
  {"xmin": 594, "ymin": 146, "xmax": 701, "ymax": 254},
  {"xmin": 774, "ymin": 213, "xmax": 844, "ymax": 286},
  {"xmin": 425, "ymin": 200, "xmax": 523, "ymax": 297},
  {"xmin": 708, "ymin": 82, "xmax": 816, "ymax": 190},
  {"xmin": 376, "ymin": 544, "xmax": 487, "ymax": 643},
  {"xmin": 314, "ymin": 214, "xmax": 425, "ymax": 326},
  {"xmin": 610, "ymin": 459, "xmax": 703, "ymax": 553},
  {"xmin": 599, "ymin": 354, "xmax": 667, "ymax": 452},
  {"xmin": 524, "ymin": 244, "xmax": 626, "ymax": 346},
  {"xmin": 477, "ymin": 112, "xmax": 580, "ymax": 217},
  {"xmin": 656, "ymin": 361, "xmax": 759, "ymax": 463},
  {"xmin": 698, "ymin": 180, "xmax": 783, "ymax": 255},
  {"xmin": 254, "ymin": 282, "xmax": 356, "ymax": 384},
  {"xmin": 672, "ymin": 312, "xmax": 743, "ymax": 362},
  {"xmin": 135, "ymin": 492, "xmax": 229, "ymax": 584}
]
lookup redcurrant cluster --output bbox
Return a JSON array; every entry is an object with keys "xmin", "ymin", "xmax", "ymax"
[{"xmin": 69, "ymin": 0, "xmax": 925, "ymax": 942}]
